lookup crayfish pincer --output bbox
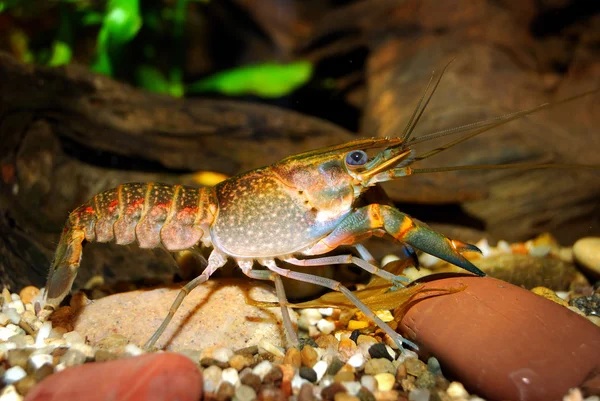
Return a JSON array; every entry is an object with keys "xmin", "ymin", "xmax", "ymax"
[{"xmin": 43, "ymin": 68, "xmax": 594, "ymax": 351}]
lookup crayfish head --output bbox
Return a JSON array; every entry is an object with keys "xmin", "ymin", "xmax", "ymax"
[{"xmin": 271, "ymin": 138, "xmax": 413, "ymax": 218}]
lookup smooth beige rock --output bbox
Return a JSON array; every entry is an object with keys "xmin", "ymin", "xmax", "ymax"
[
  {"xmin": 73, "ymin": 279, "xmax": 296, "ymax": 351},
  {"xmin": 574, "ymin": 237, "xmax": 600, "ymax": 277}
]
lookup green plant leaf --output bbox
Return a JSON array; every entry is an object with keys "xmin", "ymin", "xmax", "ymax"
[
  {"xmin": 186, "ymin": 61, "xmax": 313, "ymax": 98},
  {"xmin": 47, "ymin": 41, "xmax": 72, "ymax": 66}
]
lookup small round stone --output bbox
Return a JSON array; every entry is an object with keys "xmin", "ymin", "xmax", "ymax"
[
  {"xmin": 321, "ymin": 383, "xmax": 347, "ymax": 400},
  {"xmin": 284, "ymin": 347, "xmax": 301, "ymax": 369},
  {"xmin": 334, "ymin": 393, "xmax": 360, "ymax": 401},
  {"xmin": 229, "ymin": 354, "xmax": 253, "ymax": 371},
  {"xmin": 235, "ymin": 384, "xmax": 257, "ymax": 401},
  {"xmin": 7, "ymin": 349, "xmax": 31, "ymax": 369},
  {"xmin": 252, "ymin": 360, "xmax": 273, "ymax": 380},
  {"xmin": 368, "ymin": 343, "xmax": 393, "ymax": 361},
  {"xmin": 203, "ymin": 365, "xmax": 223, "ymax": 393},
  {"xmin": 349, "ymin": 330, "xmax": 361, "ymax": 343},
  {"xmin": 240, "ymin": 371, "xmax": 262, "ymax": 392},
  {"xmin": 216, "ymin": 381, "xmax": 235, "ymax": 401},
  {"xmin": 364, "ymin": 358, "xmax": 395, "ymax": 375},
  {"xmin": 299, "ymin": 366, "xmax": 317, "ymax": 383},
  {"xmin": 312, "ymin": 360, "xmax": 328, "ymax": 382},
  {"xmin": 3, "ymin": 366, "xmax": 27, "ymax": 384},
  {"xmin": 347, "ymin": 353, "xmax": 365, "ymax": 369},
  {"xmin": 222, "ymin": 367, "xmax": 240, "ymax": 386},
  {"xmin": 574, "ymin": 237, "xmax": 600, "ymax": 274},
  {"xmin": 263, "ymin": 366, "xmax": 283, "ymax": 386},
  {"xmin": 374, "ymin": 373, "xmax": 395, "ymax": 391},
  {"xmin": 19, "ymin": 286, "xmax": 40, "ymax": 304},
  {"xmin": 32, "ymin": 363, "xmax": 54, "ymax": 382},
  {"xmin": 301, "ymin": 345, "xmax": 318, "ymax": 368},
  {"xmin": 15, "ymin": 375, "xmax": 37, "ymax": 396},
  {"xmin": 213, "ymin": 347, "xmax": 234, "ymax": 364},
  {"xmin": 408, "ymin": 388, "xmax": 430, "ymax": 401},
  {"xmin": 317, "ymin": 319, "xmax": 336, "ymax": 335},
  {"xmin": 360, "ymin": 375, "xmax": 377, "ymax": 392},
  {"xmin": 298, "ymin": 382, "xmax": 314, "ymax": 401}
]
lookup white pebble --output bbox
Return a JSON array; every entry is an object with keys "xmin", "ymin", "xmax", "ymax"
[
  {"xmin": 4, "ymin": 309, "xmax": 20, "ymax": 325},
  {"xmin": 212, "ymin": 347, "xmax": 233, "ymax": 363},
  {"xmin": 0, "ymin": 385, "xmax": 23, "ymax": 401},
  {"xmin": 124, "ymin": 344, "xmax": 143, "ymax": 357},
  {"xmin": 71, "ymin": 343, "xmax": 96, "ymax": 358},
  {"xmin": 252, "ymin": 360, "xmax": 273, "ymax": 380},
  {"xmin": 360, "ymin": 375, "xmax": 377, "ymax": 392},
  {"xmin": 312, "ymin": 360, "xmax": 328, "ymax": 382},
  {"xmin": 291, "ymin": 373, "xmax": 309, "ymax": 390},
  {"xmin": 7, "ymin": 301, "xmax": 24, "ymax": 314},
  {"xmin": 258, "ymin": 339, "xmax": 284, "ymax": 357},
  {"xmin": 0, "ymin": 325, "xmax": 23, "ymax": 341},
  {"xmin": 497, "ymin": 240, "xmax": 511, "ymax": 253},
  {"xmin": 25, "ymin": 303, "xmax": 34, "ymax": 312},
  {"xmin": 343, "ymin": 381, "xmax": 362, "ymax": 395},
  {"xmin": 347, "ymin": 352, "xmax": 365, "ymax": 369},
  {"xmin": 385, "ymin": 345, "xmax": 396, "ymax": 360},
  {"xmin": 318, "ymin": 308, "xmax": 334, "ymax": 316},
  {"xmin": 35, "ymin": 322, "xmax": 52, "ymax": 346},
  {"xmin": 0, "ymin": 312, "xmax": 10, "ymax": 326},
  {"xmin": 202, "ymin": 365, "xmax": 222, "ymax": 392},
  {"xmin": 0, "ymin": 342, "xmax": 17, "ymax": 354},
  {"xmin": 316, "ymin": 319, "xmax": 335, "ymax": 335},
  {"xmin": 300, "ymin": 309, "xmax": 322, "ymax": 326},
  {"xmin": 63, "ymin": 331, "xmax": 84, "ymax": 345},
  {"xmin": 3, "ymin": 366, "xmax": 26, "ymax": 384},
  {"xmin": 10, "ymin": 293, "xmax": 20, "ymax": 301},
  {"xmin": 418, "ymin": 253, "xmax": 440, "ymax": 267},
  {"xmin": 29, "ymin": 354, "xmax": 53, "ymax": 370},
  {"xmin": 447, "ymin": 381, "xmax": 469, "ymax": 398},
  {"xmin": 409, "ymin": 388, "xmax": 430, "ymax": 401},
  {"xmin": 235, "ymin": 385, "xmax": 256, "ymax": 401},
  {"xmin": 222, "ymin": 367, "xmax": 240, "ymax": 386}
]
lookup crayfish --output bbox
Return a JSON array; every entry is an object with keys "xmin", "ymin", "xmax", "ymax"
[{"xmin": 39, "ymin": 65, "xmax": 599, "ymax": 351}]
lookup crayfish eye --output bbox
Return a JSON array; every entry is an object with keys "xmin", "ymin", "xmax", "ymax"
[{"xmin": 345, "ymin": 150, "xmax": 368, "ymax": 168}]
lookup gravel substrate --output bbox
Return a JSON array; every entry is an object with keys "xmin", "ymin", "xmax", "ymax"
[{"xmin": 1, "ymin": 236, "xmax": 599, "ymax": 401}]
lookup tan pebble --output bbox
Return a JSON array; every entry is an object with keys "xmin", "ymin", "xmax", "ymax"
[
  {"xmin": 2, "ymin": 288, "xmax": 12, "ymax": 304},
  {"xmin": 301, "ymin": 345, "xmax": 318, "ymax": 368},
  {"xmin": 373, "ymin": 390, "xmax": 400, "ymax": 401},
  {"xmin": 588, "ymin": 315, "xmax": 600, "ymax": 327},
  {"xmin": 19, "ymin": 286, "xmax": 40, "ymax": 304},
  {"xmin": 15, "ymin": 375, "xmax": 37, "ymax": 396},
  {"xmin": 347, "ymin": 320, "xmax": 369, "ymax": 330},
  {"xmin": 94, "ymin": 349, "xmax": 120, "ymax": 362},
  {"xmin": 356, "ymin": 335, "xmax": 377, "ymax": 345},
  {"xmin": 95, "ymin": 334, "xmax": 129, "ymax": 351},
  {"xmin": 278, "ymin": 364, "xmax": 294, "ymax": 398},
  {"xmin": 48, "ymin": 327, "xmax": 68, "ymax": 339},
  {"xmin": 400, "ymin": 376, "xmax": 416, "ymax": 392},
  {"xmin": 229, "ymin": 354, "xmax": 253, "ymax": 371},
  {"xmin": 333, "ymin": 370, "xmax": 355, "ymax": 383},
  {"xmin": 337, "ymin": 339, "xmax": 357, "ymax": 362},
  {"xmin": 315, "ymin": 334, "xmax": 339, "ymax": 349},
  {"xmin": 574, "ymin": 237, "xmax": 600, "ymax": 276},
  {"xmin": 284, "ymin": 347, "xmax": 301, "ymax": 369},
  {"xmin": 375, "ymin": 372, "xmax": 397, "ymax": 391},
  {"xmin": 0, "ymin": 312, "xmax": 10, "ymax": 326},
  {"xmin": 446, "ymin": 381, "xmax": 469, "ymax": 398},
  {"xmin": 403, "ymin": 357, "xmax": 427, "ymax": 376},
  {"xmin": 531, "ymin": 287, "xmax": 569, "ymax": 307},
  {"xmin": 396, "ymin": 363, "xmax": 407, "ymax": 380},
  {"xmin": 334, "ymin": 393, "xmax": 359, "ymax": 401}
]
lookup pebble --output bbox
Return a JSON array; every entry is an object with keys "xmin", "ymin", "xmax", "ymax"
[
  {"xmin": 291, "ymin": 373, "xmax": 309, "ymax": 390},
  {"xmin": 408, "ymin": 388, "xmax": 430, "ymax": 401},
  {"xmin": 347, "ymin": 353, "xmax": 365, "ymax": 369},
  {"xmin": 213, "ymin": 347, "xmax": 234, "ymax": 363},
  {"xmin": 342, "ymin": 381, "xmax": 361, "ymax": 396},
  {"xmin": 63, "ymin": 330, "xmax": 84, "ymax": 345},
  {"xmin": 3, "ymin": 366, "xmax": 27, "ymax": 384},
  {"xmin": 364, "ymin": 358, "xmax": 395, "ymax": 375},
  {"xmin": 569, "ymin": 294, "xmax": 600, "ymax": 316},
  {"xmin": 300, "ymin": 309, "xmax": 323, "ymax": 326},
  {"xmin": 229, "ymin": 353, "xmax": 253, "ymax": 371},
  {"xmin": 404, "ymin": 357, "xmax": 427, "ymax": 376},
  {"xmin": 374, "ymin": 373, "xmax": 395, "ymax": 391},
  {"xmin": 235, "ymin": 384, "xmax": 256, "ymax": 401},
  {"xmin": 7, "ymin": 349, "xmax": 30, "ymax": 369},
  {"xmin": 301, "ymin": 345, "xmax": 319, "ymax": 368},
  {"xmin": 14, "ymin": 376, "xmax": 37, "ymax": 396},
  {"xmin": 284, "ymin": 347, "xmax": 302, "ymax": 368},
  {"xmin": 0, "ymin": 385, "xmax": 23, "ymax": 401},
  {"xmin": 124, "ymin": 343, "xmax": 144, "ymax": 356},
  {"xmin": 216, "ymin": 381, "xmax": 236, "ymax": 400},
  {"xmin": 337, "ymin": 339, "xmax": 357, "ymax": 362},
  {"xmin": 327, "ymin": 358, "xmax": 345, "ymax": 376},
  {"xmin": 203, "ymin": 365, "xmax": 223, "ymax": 392},
  {"xmin": 259, "ymin": 339, "xmax": 285, "ymax": 358},
  {"xmin": 317, "ymin": 319, "xmax": 336, "ymax": 335},
  {"xmin": 356, "ymin": 388, "xmax": 376, "ymax": 401},
  {"xmin": 349, "ymin": 330, "xmax": 361, "ymax": 343},
  {"xmin": 18, "ymin": 286, "xmax": 40, "ymax": 304},
  {"xmin": 299, "ymin": 366, "xmax": 318, "ymax": 383},
  {"xmin": 356, "ymin": 335, "xmax": 377, "ymax": 345},
  {"xmin": 334, "ymin": 370, "xmax": 355, "ymax": 383},
  {"xmin": 0, "ymin": 313, "xmax": 10, "ymax": 326},
  {"xmin": 8, "ymin": 301, "xmax": 25, "ymax": 314},
  {"xmin": 59, "ymin": 349, "xmax": 87, "ymax": 366},
  {"xmin": 368, "ymin": 343, "xmax": 393, "ymax": 361},
  {"xmin": 32, "ymin": 363, "xmax": 54, "ymax": 382},
  {"xmin": 263, "ymin": 366, "xmax": 283, "ymax": 386},
  {"xmin": 35, "ymin": 321, "xmax": 52, "ymax": 346},
  {"xmin": 574, "ymin": 237, "xmax": 600, "ymax": 275},
  {"xmin": 446, "ymin": 381, "xmax": 469, "ymax": 398},
  {"xmin": 313, "ymin": 360, "xmax": 328, "ymax": 382},
  {"xmin": 222, "ymin": 367, "xmax": 240, "ymax": 386},
  {"xmin": 240, "ymin": 370, "xmax": 262, "ymax": 392},
  {"xmin": 252, "ymin": 360, "xmax": 273, "ymax": 380},
  {"xmin": 298, "ymin": 383, "xmax": 314, "ymax": 401},
  {"xmin": 360, "ymin": 375, "xmax": 377, "ymax": 393},
  {"xmin": 426, "ymin": 357, "xmax": 442, "ymax": 376},
  {"xmin": 29, "ymin": 354, "xmax": 53, "ymax": 370},
  {"xmin": 334, "ymin": 393, "xmax": 359, "ymax": 401},
  {"xmin": 4, "ymin": 310, "xmax": 20, "ymax": 325},
  {"xmin": 321, "ymin": 383, "xmax": 347, "ymax": 400}
]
